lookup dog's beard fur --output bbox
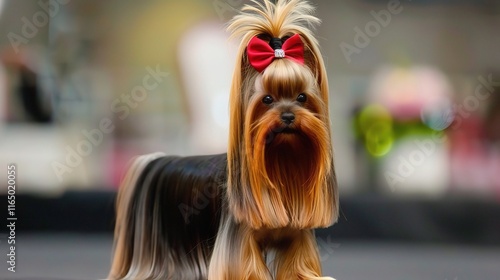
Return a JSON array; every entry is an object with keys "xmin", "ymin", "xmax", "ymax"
[
  {"xmin": 109, "ymin": 1, "xmax": 338, "ymax": 279},
  {"xmin": 232, "ymin": 59, "xmax": 335, "ymax": 229}
]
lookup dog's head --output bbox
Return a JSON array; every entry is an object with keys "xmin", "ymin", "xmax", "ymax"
[{"xmin": 227, "ymin": 0, "xmax": 338, "ymax": 229}]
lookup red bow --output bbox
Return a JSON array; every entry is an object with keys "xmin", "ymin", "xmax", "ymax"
[{"xmin": 247, "ymin": 34, "xmax": 305, "ymax": 72}]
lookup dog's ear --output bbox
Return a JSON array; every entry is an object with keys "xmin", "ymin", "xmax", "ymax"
[
  {"xmin": 302, "ymin": 36, "xmax": 329, "ymax": 111},
  {"xmin": 227, "ymin": 49, "xmax": 244, "ymax": 198},
  {"xmin": 300, "ymin": 32, "xmax": 339, "ymax": 226},
  {"xmin": 227, "ymin": 43, "xmax": 285, "ymax": 229},
  {"xmin": 226, "ymin": 45, "xmax": 259, "ymax": 227}
]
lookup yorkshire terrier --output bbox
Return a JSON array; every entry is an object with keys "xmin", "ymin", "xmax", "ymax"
[{"xmin": 109, "ymin": 0, "xmax": 338, "ymax": 279}]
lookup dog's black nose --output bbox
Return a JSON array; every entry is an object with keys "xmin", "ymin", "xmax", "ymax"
[{"xmin": 281, "ymin": 112, "xmax": 295, "ymax": 125}]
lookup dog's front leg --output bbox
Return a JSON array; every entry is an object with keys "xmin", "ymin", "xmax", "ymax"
[
  {"xmin": 274, "ymin": 230, "xmax": 335, "ymax": 280},
  {"xmin": 208, "ymin": 218, "xmax": 272, "ymax": 280}
]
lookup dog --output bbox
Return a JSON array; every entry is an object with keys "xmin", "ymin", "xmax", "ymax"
[{"xmin": 109, "ymin": 0, "xmax": 338, "ymax": 279}]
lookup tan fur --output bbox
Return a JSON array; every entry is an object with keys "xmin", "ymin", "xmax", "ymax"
[
  {"xmin": 209, "ymin": 218, "xmax": 273, "ymax": 280},
  {"xmin": 109, "ymin": 152, "xmax": 166, "ymax": 279}
]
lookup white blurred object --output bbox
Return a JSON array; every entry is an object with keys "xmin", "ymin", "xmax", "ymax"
[
  {"xmin": 369, "ymin": 65, "xmax": 453, "ymax": 195},
  {"xmin": 178, "ymin": 22, "xmax": 237, "ymax": 155},
  {"xmin": 0, "ymin": 126, "xmax": 68, "ymax": 194},
  {"xmin": 379, "ymin": 137, "xmax": 449, "ymax": 196}
]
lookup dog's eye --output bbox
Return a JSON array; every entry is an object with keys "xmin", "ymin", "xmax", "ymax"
[
  {"xmin": 262, "ymin": 95, "xmax": 274, "ymax": 105},
  {"xmin": 296, "ymin": 93, "xmax": 307, "ymax": 103}
]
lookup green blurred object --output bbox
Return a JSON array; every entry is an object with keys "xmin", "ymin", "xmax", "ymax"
[{"xmin": 354, "ymin": 104, "xmax": 439, "ymax": 157}]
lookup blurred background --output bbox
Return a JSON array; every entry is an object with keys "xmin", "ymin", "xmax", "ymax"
[{"xmin": 0, "ymin": 0, "xmax": 499, "ymax": 279}]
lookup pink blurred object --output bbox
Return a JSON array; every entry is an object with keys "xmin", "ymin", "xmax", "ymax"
[
  {"xmin": 108, "ymin": 145, "xmax": 141, "ymax": 189},
  {"xmin": 369, "ymin": 65, "xmax": 453, "ymax": 122},
  {"xmin": 449, "ymin": 116, "xmax": 500, "ymax": 199}
]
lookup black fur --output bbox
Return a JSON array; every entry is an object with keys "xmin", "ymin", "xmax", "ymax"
[{"xmin": 116, "ymin": 154, "xmax": 227, "ymax": 279}]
